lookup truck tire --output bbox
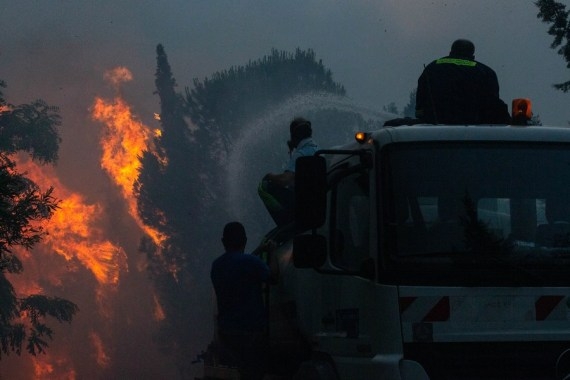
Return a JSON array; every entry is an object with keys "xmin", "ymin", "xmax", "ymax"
[
  {"xmin": 556, "ymin": 349, "xmax": 570, "ymax": 380},
  {"xmin": 292, "ymin": 360, "xmax": 338, "ymax": 380}
]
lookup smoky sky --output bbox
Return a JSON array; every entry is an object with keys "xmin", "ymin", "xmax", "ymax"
[{"xmin": 1, "ymin": 0, "xmax": 569, "ymax": 131}]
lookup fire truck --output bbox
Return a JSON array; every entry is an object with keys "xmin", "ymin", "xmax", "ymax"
[
  {"xmin": 267, "ymin": 107, "xmax": 570, "ymax": 380},
  {"xmin": 200, "ymin": 101, "xmax": 570, "ymax": 379}
]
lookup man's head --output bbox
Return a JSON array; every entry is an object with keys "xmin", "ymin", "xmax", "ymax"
[
  {"xmin": 288, "ymin": 117, "xmax": 312, "ymax": 151},
  {"xmin": 449, "ymin": 39, "xmax": 475, "ymax": 60},
  {"xmin": 222, "ymin": 221, "xmax": 247, "ymax": 252}
]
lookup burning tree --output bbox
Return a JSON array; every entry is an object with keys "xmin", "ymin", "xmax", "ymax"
[
  {"xmin": 134, "ymin": 44, "xmax": 215, "ymax": 377},
  {"xmin": 0, "ymin": 80, "xmax": 78, "ymax": 358}
]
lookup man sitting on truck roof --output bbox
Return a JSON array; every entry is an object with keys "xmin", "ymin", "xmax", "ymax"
[
  {"xmin": 415, "ymin": 39, "xmax": 511, "ymax": 125},
  {"xmin": 258, "ymin": 117, "xmax": 318, "ymax": 228}
]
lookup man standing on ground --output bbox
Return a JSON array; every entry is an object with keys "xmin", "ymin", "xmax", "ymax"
[{"xmin": 211, "ymin": 221, "xmax": 279, "ymax": 380}]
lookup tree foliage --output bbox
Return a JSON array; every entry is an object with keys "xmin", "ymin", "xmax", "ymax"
[
  {"xmin": 0, "ymin": 81, "xmax": 62, "ymax": 163},
  {"xmin": 384, "ymin": 89, "xmax": 417, "ymax": 119},
  {"xmin": 403, "ymin": 89, "xmax": 417, "ymax": 118},
  {"xmin": 536, "ymin": 0, "xmax": 570, "ymax": 91},
  {"xmin": 136, "ymin": 45, "xmax": 351, "ymax": 376},
  {"xmin": 382, "ymin": 102, "xmax": 399, "ymax": 115},
  {"xmin": 0, "ymin": 81, "xmax": 78, "ymax": 358},
  {"xmin": 185, "ymin": 48, "xmax": 346, "ymax": 140},
  {"xmin": 137, "ymin": 45, "xmax": 204, "ymax": 245},
  {"xmin": 136, "ymin": 45, "xmax": 214, "ymax": 375}
]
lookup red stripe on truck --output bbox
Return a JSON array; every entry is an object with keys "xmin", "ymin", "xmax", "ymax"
[
  {"xmin": 535, "ymin": 295, "xmax": 564, "ymax": 321},
  {"xmin": 422, "ymin": 296, "xmax": 450, "ymax": 322},
  {"xmin": 399, "ymin": 296, "xmax": 417, "ymax": 313}
]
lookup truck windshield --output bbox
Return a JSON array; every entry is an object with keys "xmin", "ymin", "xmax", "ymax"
[{"xmin": 382, "ymin": 141, "xmax": 570, "ymax": 286}]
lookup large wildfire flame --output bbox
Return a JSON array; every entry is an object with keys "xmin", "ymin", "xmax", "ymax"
[
  {"xmin": 91, "ymin": 67, "xmax": 167, "ymax": 246},
  {"xmin": 3, "ymin": 66, "xmax": 174, "ymax": 379},
  {"xmin": 14, "ymin": 158, "xmax": 127, "ymax": 289},
  {"xmin": 8, "ymin": 157, "xmax": 127, "ymax": 379}
]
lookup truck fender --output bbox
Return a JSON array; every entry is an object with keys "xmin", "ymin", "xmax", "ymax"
[
  {"xmin": 556, "ymin": 349, "xmax": 570, "ymax": 380},
  {"xmin": 292, "ymin": 359, "xmax": 338, "ymax": 380},
  {"xmin": 400, "ymin": 359, "xmax": 430, "ymax": 380}
]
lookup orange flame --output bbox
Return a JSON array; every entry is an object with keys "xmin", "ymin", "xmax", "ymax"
[
  {"xmin": 153, "ymin": 293, "xmax": 166, "ymax": 321},
  {"xmin": 90, "ymin": 331, "xmax": 111, "ymax": 368},
  {"xmin": 6, "ymin": 157, "xmax": 125, "ymax": 378},
  {"xmin": 2, "ymin": 66, "xmax": 176, "ymax": 379},
  {"xmin": 91, "ymin": 67, "xmax": 167, "ymax": 246},
  {"xmin": 15, "ymin": 157, "xmax": 127, "ymax": 287}
]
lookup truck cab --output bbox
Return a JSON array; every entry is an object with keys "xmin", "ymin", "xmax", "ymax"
[{"xmin": 278, "ymin": 124, "xmax": 570, "ymax": 379}]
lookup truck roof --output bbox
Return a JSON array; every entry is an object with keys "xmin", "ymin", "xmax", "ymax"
[{"xmin": 372, "ymin": 124, "xmax": 570, "ymax": 146}]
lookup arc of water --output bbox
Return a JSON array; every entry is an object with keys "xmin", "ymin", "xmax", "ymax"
[{"xmin": 226, "ymin": 92, "xmax": 394, "ymax": 231}]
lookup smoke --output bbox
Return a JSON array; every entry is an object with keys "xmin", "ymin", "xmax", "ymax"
[
  {"xmin": 103, "ymin": 67, "xmax": 134, "ymax": 89},
  {"xmin": 2, "ymin": 1, "xmax": 570, "ymax": 378},
  {"xmin": 227, "ymin": 92, "xmax": 393, "ymax": 242}
]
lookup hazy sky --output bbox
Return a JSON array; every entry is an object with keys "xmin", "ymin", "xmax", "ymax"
[
  {"xmin": 3, "ymin": 0, "xmax": 569, "ymax": 243},
  {"xmin": 2, "ymin": 1, "xmax": 569, "ymax": 127}
]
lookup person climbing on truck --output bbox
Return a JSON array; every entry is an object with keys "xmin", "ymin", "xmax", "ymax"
[
  {"xmin": 415, "ymin": 38, "xmax": 511, "ymax": 125},
  {"xmin": 258, "ymin": 117, "xmax": 318, "ymax": 229}
]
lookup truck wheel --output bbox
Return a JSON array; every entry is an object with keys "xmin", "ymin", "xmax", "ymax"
[
  {"xmin": 556, "ymin": 349, "xmax": 570, "ymax": 380},
  {"xmin": 292, "ymin": 360, "xmax": 338, "ymax": 380}
]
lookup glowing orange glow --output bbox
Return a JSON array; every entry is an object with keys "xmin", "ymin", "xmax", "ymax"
[
  {"xmin": 91, "ymin": 95, "xmax": 167, "ymax": 246},
  {"xmin": 153, "ymin": 293, "xmax": 166, "ymax": 321},
  {"xmin": 11, "ymin": 278, "xmax": 44, "ymax": 297},
  {"xmin": 6, "ymin": 157, "xmax": 121, "ymax": 378},
  {"xmin": 355, "ymin": 131, "xmax": 367, "ymax": 143},
  {"xmin": 90, "ymin": 331, "xmax": 111, "ymax": 368},
  {"xmin": 2, "ymin": 65, "xmax": 174, "ymax": 379},
  {"xmin": 32, "ymin": 354, "xmax": 77, "ymax": 380},
  {"xmin": 512, "ymin": 98, "xmax": 532, "ymax": 119},
  {"xmin": 33, "ymin": 359, "xmax": 54, "ymax": 377}
]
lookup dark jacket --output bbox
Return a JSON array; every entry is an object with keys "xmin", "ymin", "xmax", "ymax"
[{"xmin": 415, "ymin": 56, "xmax": 510, "ymax": 125}]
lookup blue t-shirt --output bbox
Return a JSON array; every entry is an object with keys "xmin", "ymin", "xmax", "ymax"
[
  {"xmin": 211, "ymin": 251, "xmax": 270, "ymax": 333},
  {"xmin": 285, "ymin": 138, "xmax": 318, "ymax": 172}
]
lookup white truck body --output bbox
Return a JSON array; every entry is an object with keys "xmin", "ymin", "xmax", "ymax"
[{"xmin": 273, "ymin": 124, "xmax": 570, "ymax": 380}]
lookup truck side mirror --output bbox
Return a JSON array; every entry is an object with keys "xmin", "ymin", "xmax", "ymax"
[{"xmin": 295, "ymin": 155, "xmax": 327, "ymax": 231}]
